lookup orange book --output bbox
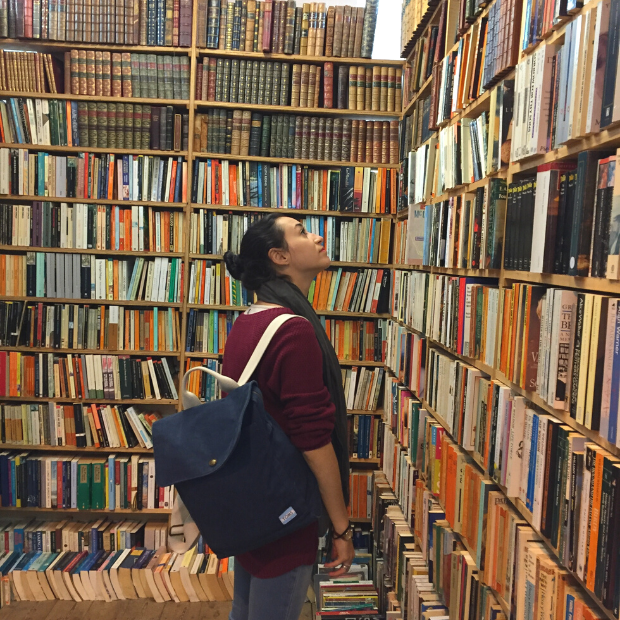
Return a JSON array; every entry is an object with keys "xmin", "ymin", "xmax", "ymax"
[
  {"xmin": 351, "ymin": 473, "xmax": 359, "ymax": 518},
  {"xmin": 586, "ymin": 449, "xmax": 606, "ymax": 590},
  {"xmin": 318, "ymin": 271, "xmax": 332, "ymax": 310},
  {"xmin": 107, "ymin": 156, "xmax": 115, "ymax": 199},
  {"xmin": 230, "ymin": 165, "xmax": 238, "ymax": 205},
  {"xmin": 325, "ymin": 319, "xmax": 331, "ymax": 340},
  {"xmin": 342, "ymin": 272, "xmax": 358, "ymax": 311},
  {"xmin": 445, "ymin": 444, "xmax": 458, "ymax": 527},
  {"xmin": 169, "ymin": 161, "xmax": 177, "ymax": 202},
  {"xmin": 520, "ymin": 286, "xmax": 533, "ymax": 387},
  {"xmin": 65, "ymin": 101, "xmax": 73, "ymax": 145},
  {"xmin": 499, "ymin": 289, "xmax": 512, "ymax": 374},
  {"xmin": 99, "ymin": 306, "xmax": 106, "ymax": 349},
  {"xmin": 151, "ymin": 311, "xmax": 156, "ymax": 350},
  {"xmin": 390, "ymin": 170, "xmax": 397, "ymax": 213},
  {"xmin": 457, "ymin": 36, "xmax": 470, "ymax": 109},
  {"xmin": 508, "ymin": 284, "xmax": 520, "ymax": 380},
  {"xmin": 312, "ymin": 271, "xmax": 324, "ymax": 309},
  {"xmin": 337, "ymin": 321, "xmax": 345, "ymax": 358},
  {"xmin": 9, "ymin": 352, "xmax": 18, "ymax": 396},
  {"xmin": 322, "ymin": 170, "xmax": 328, "ymax": 209},
  {"xmin": 126, "ymin": 209, "xmax": 132, "ymax": 248}
]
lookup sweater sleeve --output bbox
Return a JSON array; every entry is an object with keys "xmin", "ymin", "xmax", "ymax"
[{"xmin": 266, "ymin": 318, "xmax": 336, "ymax": 452}]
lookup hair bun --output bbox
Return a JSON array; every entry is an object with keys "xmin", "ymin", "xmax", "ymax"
[{"xmin": 224, "ymin": 251, "xmax": 245, "ymax": 280}]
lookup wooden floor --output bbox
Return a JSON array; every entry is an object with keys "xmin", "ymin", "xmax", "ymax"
[{"xmin": 0, "ymin": 599, "xmax": 314, "ymax": 620}]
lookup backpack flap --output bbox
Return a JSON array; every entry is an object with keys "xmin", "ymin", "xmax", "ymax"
[{"xmin": 152, "ymin": 381, "xmax": 255, "ymax": 488}]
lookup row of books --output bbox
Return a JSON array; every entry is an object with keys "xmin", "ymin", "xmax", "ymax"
[
  {"xmin": 428, "ymin": 275, "xmax": 501, "ymax": 367},
  {"xmin": 7, "ymin": 253, "xmax": 185, "ymax": 303},
  {"xmin": 0, "ymin": 352, "xmax": 179, "ymax": 400},
  {"xmin": 321, "ymin": 318, "xmax": 387, "ymax": 364},
  {"xmin": 497, "ymin": 284, "xmax": 620, "ymax": 442},
  {"xmin": 187, "ymin": 259, "xmax": 249, "ymax": 307},
  {"xmin": 0, "ymin": 519, "xmax": 170, "ymax": 555},
  {"xmin": 505, "ymin": 152, "xmax": 619, "ymax": 279},
  {"xmin": 390, "ymin": 270, "xmax": 428, "ymax": 336},
  {"xmin": 0, "ymin": 0, "xmax": 194, "ymax": 45},
  {"xmin": 512, "ymin": 8, "xmax": 620, "ymax": 161},
  {"xmin": 0, "ymin": 451, "xmax": 170, "ymax": 511},
  {"xmin": 0, "ymin": 545, "xmax": 236, "ymax": 604},
  {"xmin": 347, "ymin": 471, "xmax": 373, "ymax": 519},
  {"xmin": 309, "ymin": 267, "xmax": 391, "ymax": 315},
  {"xmin": 184, "ymin": 359, "xmax": 222, "ymax": 402},
  {"xmin": 1, "ymin": 98, "xmax": 190, "ymax": 151},
  {"xmin": 348, "ymin": 414, "xmax": 383, "ymax": 460},
  {"xmin": 201, "ymin": 0, "xmax": 378, "ymax": 59},
  {"xmin": 1, "ymin": 203, "xmax": 186, "ymax": 253},
  {"xmin": 0, "ymin": 151, "xmax": 188, "ymax": 205},
  {"xmin": 343, "ymin": 366, "xmax": 385, "ymax": 413},
  {"xmin": 65, "ymin": 51, "xmax": 191, "ymax": 100},
  {"xmin": 184, "ymin": 309, "xmax": 239, "ymax": 354},
  {"xmin": 195, "ymin": 109, "xmax": 400, "ymax": 164},
  {"xmin": 385, "ymin": 321, "xmax": 426, "ymax": 402},
  {"xmin": 519, "ymin": 0, "xmax": 582, "ymax": 47},
  {"xmin": 196, "ymin": 57, "xmax": 403, "ymax": 114},
  {"xmin": 0, "ymin": 301, "xmax": 181, "ymax": 353},
  {"xmin": 0, "ymin": 402, "xmax": 162, "ymax": 449},
  {"xmin": 423, "ymin": 181, "xmax": 507, "ymax": 270},
  {"xmin": 403, "ymin": 25, "xmax": 438, "ymax": 109},
  {"xmin": 0, "ymin": 51, "xmax": 59, "ymax": 94},
  {"xmin": 191, "ymin": 160, "xmax": 399, "ymax": 214}
]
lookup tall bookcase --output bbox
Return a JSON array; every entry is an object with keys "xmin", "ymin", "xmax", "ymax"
[
  {"xmin": 385, "ymin": 0, "xmax": 620, "ymax": 618},
  {"xmin": 0, "ymin": 0, "xmax": 403, "ymax": 580}
]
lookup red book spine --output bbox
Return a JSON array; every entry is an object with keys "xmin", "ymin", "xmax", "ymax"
[
  {"xmin": 262, "ymin": 0, "xmax": 273, "ymax": 51},
  {"xmin": 323, "ymin": 61, "xmax": 333, "ymax": 109}
]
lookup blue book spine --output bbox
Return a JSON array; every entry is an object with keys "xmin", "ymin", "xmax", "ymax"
[
  {"xmin": 38, "ymin": 154, "xmax": 45, "ymax": 196},
  {"xmin": 258, "ymin": 164, "xmax": 263, "ymax": 207},
  {"xmin": 608, "ymin": 306, "xmax": 620, "ymax": 443},
  {"xmin": 174, "ymin": 158, "xmax": 182, "ymax": 203},
  {"xmin": 526, "ymin": 415, "xmax": 539, "ymax": 511}
]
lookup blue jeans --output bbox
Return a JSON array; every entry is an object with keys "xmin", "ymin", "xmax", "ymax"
[{"xmin": 229, "ymin": 562, "xmax": 313, "ymax": 620}]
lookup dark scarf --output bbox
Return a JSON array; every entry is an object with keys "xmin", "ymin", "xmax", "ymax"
[{"xmin": 257, "ymin": 278, "xmax": 350, "ymax": 514}]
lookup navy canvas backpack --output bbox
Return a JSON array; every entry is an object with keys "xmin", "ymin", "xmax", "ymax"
[{"xmin": 153, "ymin": 314, "xmax": 323, "ymax": 558}]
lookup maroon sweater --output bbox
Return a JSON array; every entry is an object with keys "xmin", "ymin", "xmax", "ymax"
[{"xmin": 221, "ymin": 306, "xmax": 335, "ymax": 578}]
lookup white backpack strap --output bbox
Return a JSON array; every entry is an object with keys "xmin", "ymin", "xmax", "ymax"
[
  {"xmin": 168, "ymin": 490, "xmax": 200, "ymax": 554},
  {"xmin": 237, "ymin": 313, "xmax": 300, "ymax": 385}
]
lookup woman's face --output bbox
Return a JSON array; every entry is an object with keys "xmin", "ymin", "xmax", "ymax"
[{"xmin": 277, "ymin": 216, "xmax": 331, "ymax": 274}]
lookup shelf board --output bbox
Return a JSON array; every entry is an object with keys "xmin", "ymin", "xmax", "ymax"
[
  {"xmin": 0, "ymin": 143, "xmax": 188, "ymax": 158},
  {"xmin": 184, "ymin": 351, "xmax": 223, "ymax": 359},
  {"xmin": 392, "ymin": 263, "xmax": 431, "ymax": 271},
  {"xmin": 502, "ymin": 270, "xmax": 620, "ymax": 294},
  {"xmin": 347, "ymin": 409, "xmax": 385, "ymax": 416},
  {"xmin": 196, "ymin": 49, "xmax": 404, "ymax": 67},
  {"xmin": 337, "ymin": 360, "xmax": 385, "ymax": 367},
  {"xmin": 186, "ymin": 255, "xmax": 395, "ymax": 268},
  {"xmin": 192, "ymin": 151, "xmax": 400, "ymax": 169},
  {"xmin": 196, "ymin": 100, "xmax": 400, "ymax": 118},
  {"xmin": 0, "ymin": 506, "xmax": 171, "ymax": 514},
  {"xmin": 0, "ymin": 396, "xmax": 178, "ymax": 404},
  {"xmin": 508, "ymin": 122, "xmax": 620, "ymax": 174},
  {"xmin": 0, "ymin": 346, "xmax": 180, "ymax": 356},
  {"xmin": 0, "ymin": 194, "xmax": 186, "ymax": 208},
  {"xmin": 0, "ymin": 442, "xmax": 154, "ymax": 453},
  {"xmin": 432, "ymin": 266, "xmax": 501, "ymax": 278},
  {"xmin": 350, "ymin": 457, "xmax": 382, "ymax": 463},
  {"xmin": 186, "ymin": 303, "xmax": 247, "ymax": 310},
  {"xmin": 431, "ymin": 168, "xmax": 508, "ymax": 204},
  {"xmin": 396, "ymin": 208, "xmax": 410, "ymax": 221},
  {"xmin": 0, "ymin": 245, "xmax": 184, "ymax": 258},
  {"xmin": 190, "ymin": 203, "xmax": 395, "ymax": 218},
  {"xmin": 0, "ymin": 90, "xmax": 189, "ymax": 106},
  {"xmin": 2, "ymin": 296, "xmax": 182, "ymax": 308},
  {"xmin": 0, "ymin": 39, "xmax": 192, "ymax": 54}
]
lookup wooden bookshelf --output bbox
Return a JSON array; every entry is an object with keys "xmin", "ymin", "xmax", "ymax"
[
  {"xmin": 192, "ymin": 151, "xmax": 400, "ymax": 168},
  {"xmin": 196, "ymin": 100, "xmax": 401, "ymax": 118},
  {"xmin": 0, "ymin": 195, "xmax": 187, "ymax": 208},
  {"xmin": 0, "ymin": 144, "xmax": 189, "ymax": 157},
  {"xmin": 0, "ymin": 90, "xmax": 190, "ymax": 106},
  {"xmin": 0, "ymin": 396, "xmax": 178, "ymax": 405},
  {"xmin": 2, "ymin": 296, "xmax": 183, "ymax": 307},
  {"xmin": 0, "ymin": 246, "xmax": 185, "ymax": 258},
  {"xmin": 0, "ymin": 347, "xmax": 181, "ymax": 355},
  {"xmin": 0, "ymin": 443, "xmax": 154, "ymax": 453},
  {"xmin": 0, "ymin": 39, "xmax": 193, "ymax": 54},
  {"xmin": 190, "ymin": 203, "xmax": 396, "ymax": 219}
]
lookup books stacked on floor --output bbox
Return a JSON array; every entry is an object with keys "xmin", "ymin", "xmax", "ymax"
[
  {"xmin": 183, "ymin": 359, "xmax": 222, "ymax": 402},
  {"xmin": 0, "ymin": 301, "xmax": 181, "ymax": 352},
  {"xmin": 185, "ymin": 309, "xmax": 241, "ymax": 354},
  {"xmin": 0, "ymin": 352, "xmax": 179, "ymax": 400},
  {"xmin": 504, "ymin": 151, "xmax": 619, "ymax": 278},
  {"xmin": 197, "ymin": 58, "xmax": 402, "ymax": 112},
  {"xmin": 188, "ymin": 259, "xmax": 250, "ymax": 306},
  {"xmin": 0, "ymin": 541, "xmax": 237, "ymax": 604},
  {"xmin": 194, "ymin": 110, "xmax": 400, "ymax": 164},
  {"xmin": 199, "ymin": 0, "xmax": 379, "ymax": 59},
  {"xmin": 63, "ymin": 51, "xmax": 191, "ymax": 100},
  {"xmin": 0, "ymin": 100, "xmax": 190, "ymax": 151},
  {"xmin": 497, "ymin": 285, "xmax": 620, "ymax": 441},
  {"xmin": 0, "ymin": 0, "xmax": 193, "ymax": 45},
  {"xmin": 309, "ymin": 267, "xmax": 391, "ymax": 314},
  {"xmin": 0, "ymin": 151, "xmax": 187, "ymax": 204},
  {"xmin": 0, "ymin": 253, "xmax": 184, "ymax": 302},
  {"xmin": 1, "ymin": 403, "xmax": 164, "ymax": 449},
  {"xmin": 512, "ymin": 5, "xmax": 620, "ymax": 160},
  {"xmin": 342, "ymin": 366, "xmax": 385, "ymax": 412},
  {"xmin": 1, "ymin": 203, "xmax": 185, "ymax": 252},
  {"xmin": 192, "ymin": 160, "xmax": 399, "ymax": 213},
  {"xmin": 0, "ymin": 452, "xmax": 172, "ymax": 509}
]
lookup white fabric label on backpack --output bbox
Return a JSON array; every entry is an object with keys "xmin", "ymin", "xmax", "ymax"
[{"xmin": 279, "ymin": 507, "xmax": 297, "ymax": 524}]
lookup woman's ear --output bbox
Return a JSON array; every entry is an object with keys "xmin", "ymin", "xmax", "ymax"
[{"xmin": 268, "ymin": 246, "xmax": 289, "ymax": 267}]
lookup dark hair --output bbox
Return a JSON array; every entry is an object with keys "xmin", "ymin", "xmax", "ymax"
[{"xmin": 223, "ymin": 213, "xmax": 288, "ymax": 291}]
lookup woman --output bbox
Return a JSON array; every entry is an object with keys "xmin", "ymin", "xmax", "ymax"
[{"xmin": 222, "ymin": 213, "xmax": 354, "ymax": 620}]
